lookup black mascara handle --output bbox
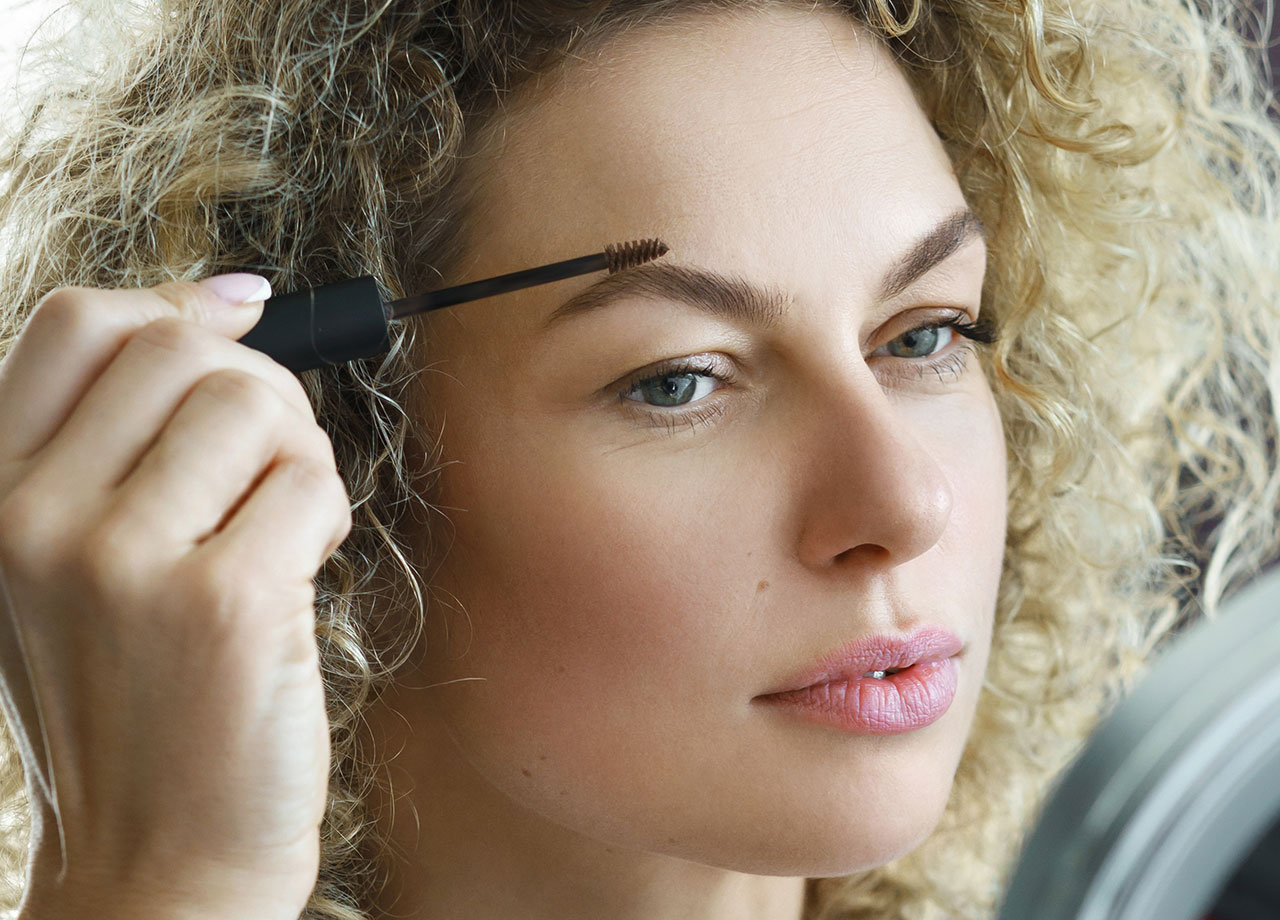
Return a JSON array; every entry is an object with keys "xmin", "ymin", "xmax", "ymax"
[{"xmin": 235, "ymin": 275, "xmax": 391, "ymax": 372}]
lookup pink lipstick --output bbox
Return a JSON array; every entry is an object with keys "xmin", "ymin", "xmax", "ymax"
[{"xmin": 754, "ymin": 625, "xmax": 962, "ymax": 735}]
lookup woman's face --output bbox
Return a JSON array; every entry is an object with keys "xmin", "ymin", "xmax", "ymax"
[{"xmin": 381, "ymin": 4, "xmax": 1006, "ymax": 880}]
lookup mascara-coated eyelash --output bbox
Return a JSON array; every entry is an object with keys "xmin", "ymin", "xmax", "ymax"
[{"xmin": 617, "ymin": 310, "xmax": 1000, "ymax": 435}]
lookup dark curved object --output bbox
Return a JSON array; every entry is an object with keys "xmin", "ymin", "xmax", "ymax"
[{"xmin": 996, "ymin": 563, "xmax": 1280, "ymax": 920}]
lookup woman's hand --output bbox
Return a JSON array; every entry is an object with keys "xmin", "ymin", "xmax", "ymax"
[{"xmin": 0, "ymin": 276, "xmax": 352, "ymax": 920}]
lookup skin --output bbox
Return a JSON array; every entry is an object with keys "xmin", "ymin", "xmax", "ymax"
[{"xmin": 362, "ymin": 6, "xmax": 1007, "ymax": 919}]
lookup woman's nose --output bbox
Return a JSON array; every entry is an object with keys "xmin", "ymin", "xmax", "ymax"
[{"xmin": 791, "ymin": 367, "xmax": 954, "ymax": 572}]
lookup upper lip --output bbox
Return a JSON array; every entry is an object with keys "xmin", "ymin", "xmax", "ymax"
[{"xmin": 757, "ymin": 624, "xmax": 964, "ymax": 696}]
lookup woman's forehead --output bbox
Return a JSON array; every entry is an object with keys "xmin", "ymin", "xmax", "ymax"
[
  {"xmin": 469, "ymin": 12, "xmax": 931, "ymax": 196},
  {"xmin": 447, "ymin": 5, "xmax": 964, "ymax": 330}
]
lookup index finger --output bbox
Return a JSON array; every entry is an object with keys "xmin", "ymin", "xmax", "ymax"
[{"xmin": 0, "ymin": 280, "xmax": 270, "ymax": 463}]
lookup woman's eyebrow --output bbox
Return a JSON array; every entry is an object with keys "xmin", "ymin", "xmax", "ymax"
[{"xmin": 539, "ymin": 206, "xmax": 987, "ymax": 332}]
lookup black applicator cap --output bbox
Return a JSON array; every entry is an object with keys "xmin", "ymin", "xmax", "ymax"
[
  {"xmin": 235, "ymin": 275, "xmax": 390, "ymax": 373},
  {"xmin": 235, "ymin": 238, "xmax": 670, "ymax": 373}
]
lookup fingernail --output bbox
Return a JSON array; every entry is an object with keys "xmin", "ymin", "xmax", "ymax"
[{"xmin": 197, "ymin": 272, "xmax": 272, "ymax": 306}]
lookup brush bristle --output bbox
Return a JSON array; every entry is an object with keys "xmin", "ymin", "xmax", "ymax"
[{"xmin": 603, "ymin": 238, "xmax": 670, "ymax": 273}]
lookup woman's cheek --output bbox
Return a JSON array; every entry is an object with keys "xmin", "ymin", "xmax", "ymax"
[{"xmin": 436, "ymin": 454, "xmax": 735, "ymax": 728}]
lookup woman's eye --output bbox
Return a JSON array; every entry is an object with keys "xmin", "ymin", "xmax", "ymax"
[
  {"xmin": 620, "ymin": 359, "xmax": 730, "ymax": 409},
  {"xmin": 878, "ymin": 322, "xmax": 953, "ymax": 359},
  {"xmin": 616, "ymin": 312, "xmax": 999, "ymax": 416}
]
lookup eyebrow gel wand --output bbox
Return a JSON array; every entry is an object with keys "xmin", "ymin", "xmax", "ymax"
[{"xmin": 233, "ymin": 238, "xmax": 670, "ymax": 373}]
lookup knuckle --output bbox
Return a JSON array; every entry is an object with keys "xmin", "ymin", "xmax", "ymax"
[
  {"xmin": 330, "ymin": 479, "xmax": 354, "ymax": 545},
  {"xmin": 205, "ymin": 352, "xmax": 315, "ymax": 426},
  {"xmin": 29, "ymin": 287, "xmax": 96, "ymax": 335},
  {"xmin": 149, "ymin": 280, "xmax": 211, "ymax": 319},
  {"xmin": 285, "ymin": 450, "xmax": 352, "ymax": 536},
  {"xmin": 259, "ymin": 362, "xmax": 315, "ymax": 414},
  {"xmin": 132, "ymin": 315, "xmax": 214, "ymax": 356},
  {"xmin": 194, "ymin": 367, "xmax": 283, "ymax": 416},
  {"xmin": 272, "ymin": 404, "xmax": 338, "ymax": 466},
  {"xmin": 287, "ymin": 459, "xmax": 351, "ymax": 533},
  {"xmin": 337, "ymin": 500, "xmax": 355, "ymax": 544},
  {"xmin": 327, "ymin": 471, "xmax": 354, "ymax": 526},
  {"xmin": 298, "ymin": 422, "xmax": 340, "ymax": 468},
  {"xmin": 283, "ymin": 455, "xmax": 334, "ymax": 490}
]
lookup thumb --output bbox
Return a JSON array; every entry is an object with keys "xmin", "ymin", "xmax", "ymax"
[{"xmin": 150, "ymin": 273, "xmax": 271, "ymax": 334}]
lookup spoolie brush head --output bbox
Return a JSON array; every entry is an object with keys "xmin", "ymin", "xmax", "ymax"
[{"xmin": 603, "ymin": 238, "xmax": 670, "ymax": 273}]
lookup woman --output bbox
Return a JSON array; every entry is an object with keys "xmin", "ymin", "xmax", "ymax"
[{"xmin": 1, "ymin": 1, "xmax": 1278, "ymax": 918}]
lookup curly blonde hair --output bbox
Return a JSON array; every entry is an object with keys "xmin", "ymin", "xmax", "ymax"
[{"xmin": 2, "ymin": 0, "xmax": 1279, "ymax": 918}]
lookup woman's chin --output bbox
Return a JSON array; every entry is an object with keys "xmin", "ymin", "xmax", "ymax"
[{"xmin": 637, "ymin": 807, "xmax": 946, "ymax": 879}]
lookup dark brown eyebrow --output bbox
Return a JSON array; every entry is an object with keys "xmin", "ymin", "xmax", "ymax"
[{"xmin": 540, "ymin": 206, "xmax": 987, "ymax": 332}]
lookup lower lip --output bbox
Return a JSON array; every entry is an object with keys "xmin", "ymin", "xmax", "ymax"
[{"xmin": 755, "ymin": 657, "xmax": 959, "ymax": 735}]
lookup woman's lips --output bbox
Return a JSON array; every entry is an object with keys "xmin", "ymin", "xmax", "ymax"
[
  {"xmin": 758, "ymin": 624, "xmax": 964, "ymax": 696},
  {"xmin": 754, "ymin": 656, "xmax": 960, "ymax": 735}
]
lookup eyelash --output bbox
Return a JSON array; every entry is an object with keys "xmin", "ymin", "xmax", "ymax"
[{"xmin": 616, "ymin": 311, "xmax": 1001, "ymax": 436}]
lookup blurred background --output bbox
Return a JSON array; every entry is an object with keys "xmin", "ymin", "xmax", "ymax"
[{"xmin": 0, "ymin": 0, "xmax": 60, "ymax": 104}]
